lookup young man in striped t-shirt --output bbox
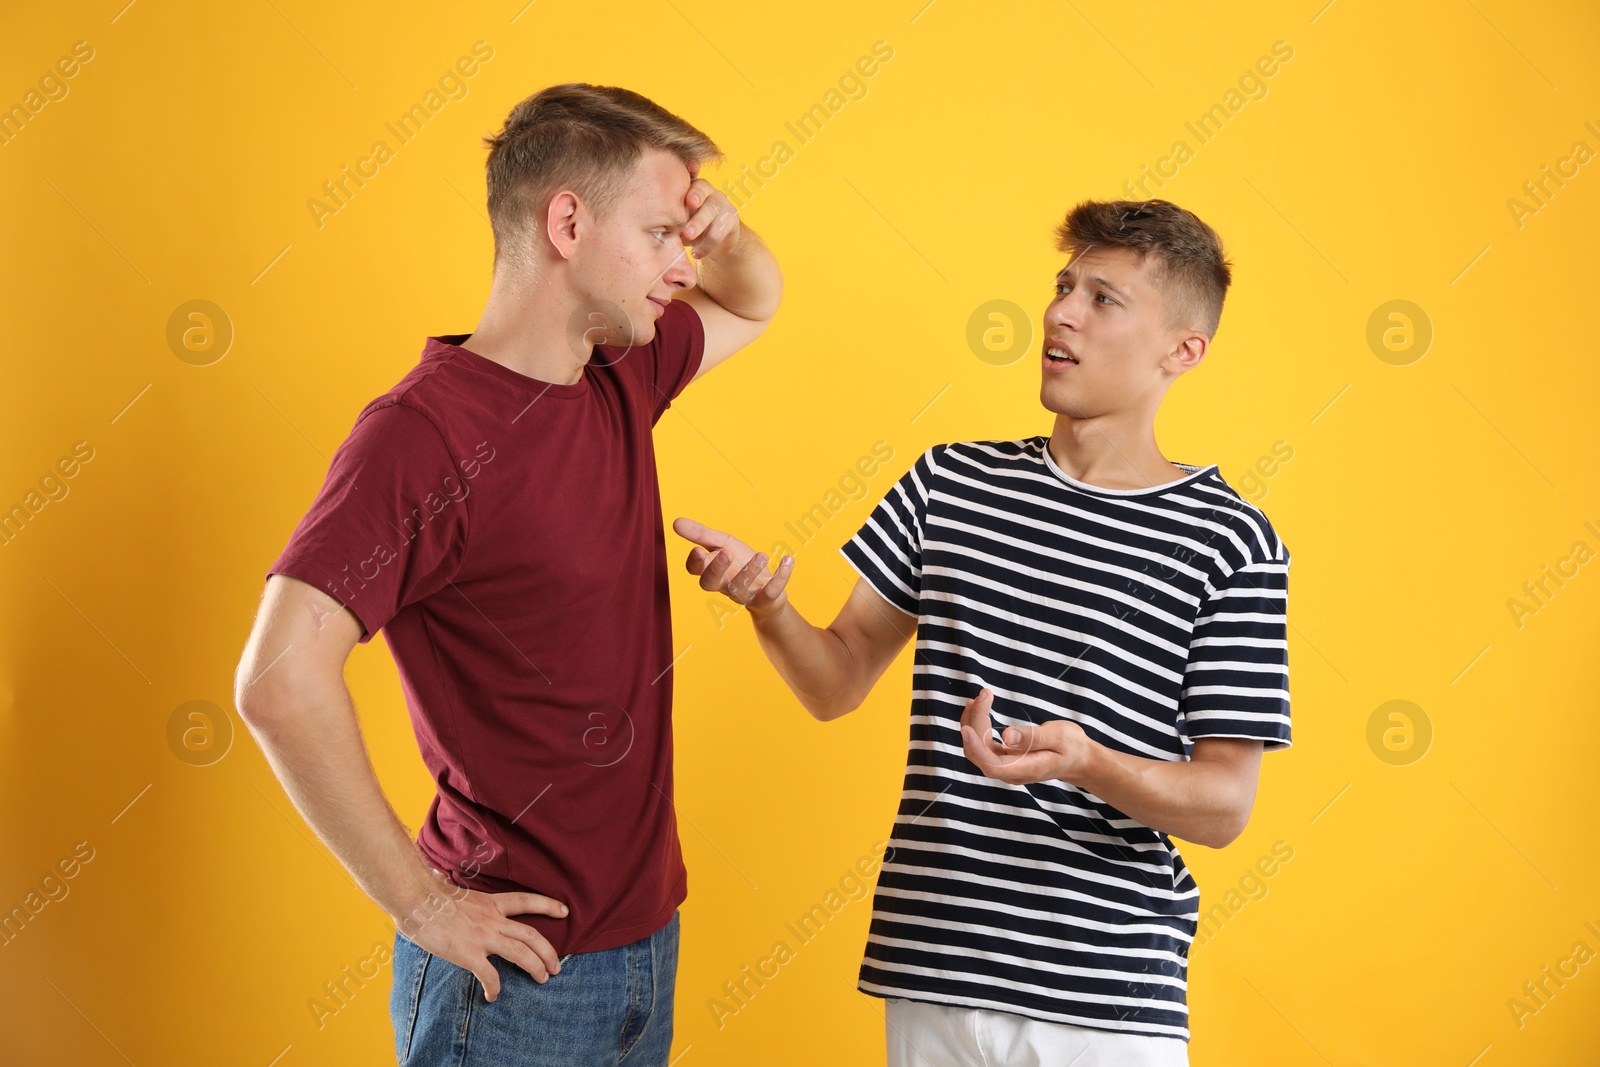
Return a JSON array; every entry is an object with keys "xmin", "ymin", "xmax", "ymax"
[{"xmin": 674, "ymin": 199, "xmax": 1289, "ymax": 1065}]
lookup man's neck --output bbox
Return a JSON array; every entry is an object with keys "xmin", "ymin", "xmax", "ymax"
[
  {"xmin": 1047, "ymin": 414, "xmax": 1188, "ymax": 490},
  {"xmin": 460, "ymin": 269, "xmax": 591, "ymax": 386}
]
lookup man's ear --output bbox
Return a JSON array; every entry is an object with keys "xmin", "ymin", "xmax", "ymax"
[
  {"xmin": 1165, "ymin": 332, "xmax": 1207, "ymax": 374},
  {"xmin": 547, "ymin": 191, "xmax": 580, "ymax": 260}
]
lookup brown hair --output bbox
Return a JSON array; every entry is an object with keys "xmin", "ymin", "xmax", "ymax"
[
  {"xmin": 481, "ymin": 83, "xmax": 723, "ymax": 270},
  {"xmin": 1053, "ymin": 199, "xmax": 1233, "ymax": 339}
]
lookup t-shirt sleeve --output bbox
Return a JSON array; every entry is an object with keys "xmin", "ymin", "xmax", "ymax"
[
  {"xmin": 1179, "ymin": 548, "xmax": 1291, "ymax": 752},
  {"xmin": 265, "ymin": 401, "xmax": 470, "ymax": 644},
  {"xmin": 838, "ymin": 445, "xmax": 941, "ymax": 617},
  {"xmin": 646, "ymin": 298, "xmax": 705, "ymax": 424}
]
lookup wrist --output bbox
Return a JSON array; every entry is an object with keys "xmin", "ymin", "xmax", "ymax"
[
  {"xmin": 1060, "ymin": 733, "xmax": 1107, "ymax": 788},
  {"xmin": 695, "ymin": 230, "xmax": 780, "ymax": 320},
  {"xmin": 747, "ymin": 594, "xmax": 791, "ymax": 626},
  {"xmin": 390, "ymin": 864, "xmax": 464, "ymax": 936}
]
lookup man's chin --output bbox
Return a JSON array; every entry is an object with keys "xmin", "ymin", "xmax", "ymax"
[
  {"xmin": 1039, "ymin": 384, "xmax": 1104, "ymax": 420},
  {"xmin": 1038, "ymin": 383, "xmax": 1073, "ymax": 413},
  {"xmin": 601, "ymin": 315, "xmax": 651, "ymax": 348}
]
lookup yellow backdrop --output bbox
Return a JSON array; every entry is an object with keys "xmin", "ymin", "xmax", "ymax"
[{"xmin": 2, "ymin": 1, "xmax": 1597, "ymax": 1064}]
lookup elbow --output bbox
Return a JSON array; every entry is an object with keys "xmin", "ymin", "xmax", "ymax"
[
  {"xmin": 804, "ymin": 689, "xmax": 862, "ymax": 723},
  {"xmin": 234, "ymin": 679, "xmax": 283, "ymax": 734},
  {"xmin": 1202, "ymin": 806, "xmax": 1253, "ymax": 849},
  {"xmin": 233, "ymin": 631, "xmax": 292, "ymax": 728},
  {"xmin": 805, "ymin": 698, "xmax": 856, "ymax": 723},
  {"xmin": 233, "ymin": 658, "xmax": 269, "ymax": 727},
  {"xmin": 233, "ymin": 658, "xmax": 307, "ymax": 733}
]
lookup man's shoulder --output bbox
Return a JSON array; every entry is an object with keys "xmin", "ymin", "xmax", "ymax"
[
  {"xmin": 350, "ymin": 392, "xmax": 444, "ymax": 438},
  {"xmin": 1179, "ymin": 468, "xmax": 1289, "ymax": 566},
  {"xmin": 345, "ymin": 344, "xmax": 486, "ymax": 453},
  {"xmin": 914, "ymin": 436, "xmax": 1046, "ymax": 475}
]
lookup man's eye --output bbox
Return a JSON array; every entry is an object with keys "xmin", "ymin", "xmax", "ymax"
[{"xmin": 1055, "ymin": 282, "xmax": 1114, "ymax": 306}]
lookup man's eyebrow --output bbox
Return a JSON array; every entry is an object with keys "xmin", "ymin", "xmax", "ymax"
[
  {"xmin": 1054, "ymin": 266, "xmax": 1132, "ymax": 300},
  {"xmin": 647, "ymin": 214, "xmax": 690, "ymax": 228}
]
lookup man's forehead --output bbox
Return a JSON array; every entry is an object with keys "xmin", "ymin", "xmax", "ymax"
[
  {"xmin": 627, "ymin": 183, "xmax": 688, "ymax": 228},
  {"xmin": 1057, "ymin": 247, "xmax": 1148, "ymax": 292},
  {"xmin": 628, "ymin": 150, "xmax": 693, "ymax": 225},
  {"xmin": 642, "ymin": 207, "xmax": 690, "ymax": 227}
]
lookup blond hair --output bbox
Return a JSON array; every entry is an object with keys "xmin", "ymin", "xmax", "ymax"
[
  {"xmin": 482, "ymin": 83, "xmax": 722, "ymax": 271},
  {"xmin": 1054, "ymin": 199, "xmax": 1233, "ymax": 339}
]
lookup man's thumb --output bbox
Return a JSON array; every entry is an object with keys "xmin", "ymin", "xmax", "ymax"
[{"xmin": 1001, "ymin": 722, "xmax": 1038, "ymax": 749}]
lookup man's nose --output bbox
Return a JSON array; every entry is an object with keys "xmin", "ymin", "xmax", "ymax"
[
  {"xmin": 663, "ymin": 248, "xmax": 697, "ymax": 290},
  {"xmin": 1045, "ymin": 287, "xmax": 1087, "ymax": 330},
  {"xmin": 1045, "ymin": 296, "xmax": 1076, "ymax": 332}
]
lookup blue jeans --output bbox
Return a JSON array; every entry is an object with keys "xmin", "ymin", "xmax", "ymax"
[{"xmin": 390, "ymin": 910, "xmax": 680, "ymax": 1066}]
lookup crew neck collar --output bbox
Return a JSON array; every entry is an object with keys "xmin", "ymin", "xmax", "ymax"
[
  {"xmin": 425, "ymin": 334, "xmax": 590, "ymax": 399},
  {"xmin": 1037, "ymin": 436, "xmax": 1216, "ymax": 497}
]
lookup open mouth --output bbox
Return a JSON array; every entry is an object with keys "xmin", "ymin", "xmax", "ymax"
[{"xmin": 1044, "ymin": 344, "xmax": 1079, "ymax": 365}]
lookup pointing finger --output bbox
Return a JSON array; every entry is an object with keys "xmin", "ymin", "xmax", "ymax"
[{"xmin": 672, "ymin": 516, "xmax": 728, "ymax": 550}]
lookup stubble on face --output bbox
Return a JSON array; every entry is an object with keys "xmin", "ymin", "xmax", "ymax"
[{"xmin": 584, "ymin": 149, "xmax": 695, "ymax": 348}]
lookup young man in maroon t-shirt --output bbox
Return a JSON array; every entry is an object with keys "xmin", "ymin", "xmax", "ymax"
[{"xmin": 233, "ymin": 84, "xmax": 781, "ymax": 1066}]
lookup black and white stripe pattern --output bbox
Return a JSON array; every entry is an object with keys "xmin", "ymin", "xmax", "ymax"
[{"xmin": 839, "ymin": 437, "xmax": 1291, "ymax": 1041}]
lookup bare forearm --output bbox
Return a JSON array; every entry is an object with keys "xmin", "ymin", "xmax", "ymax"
[
  {"xmin": 695, "ymin": 225, "xmax": 781, "ymax": 320},
  {"xmin": 1074, "ymin": 743, "xmax": 1250, "ymax": 848},
  {"xmin": 749, "ymin": 600, "xmax": 858, "ymax": 720},
  {"xmin": 241, "ymin": 684, "xmax": 448, "ymax": 931}
]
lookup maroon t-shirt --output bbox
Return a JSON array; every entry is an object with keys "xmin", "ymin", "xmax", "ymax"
[{"xmin": 266, "ymin": 299, "xmax": 705, "ymax": 955}]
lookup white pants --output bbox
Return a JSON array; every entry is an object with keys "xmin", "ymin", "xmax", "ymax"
[{"xmin": 884, "ymin": 997, "xmax": 1189, "ymax": 1067}]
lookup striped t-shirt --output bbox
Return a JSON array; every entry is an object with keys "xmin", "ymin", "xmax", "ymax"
[{"xmin": 839, "ymin": 436, "xmax": 1291, "ymax": 1043}]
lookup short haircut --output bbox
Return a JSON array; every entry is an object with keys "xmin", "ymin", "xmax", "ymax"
[
  {"xmin": 1053, "ymin": 199, "xmax": 1233, "ymax": 339},
  {"xmin": 482, "ymin": 83, "xmax": 723, "ymax": 271}
]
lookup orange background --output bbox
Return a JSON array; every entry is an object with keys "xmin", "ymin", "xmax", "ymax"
[{"xmin": 2, "ymin": 1, "xmax": 1598, "ymax": 1064}]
